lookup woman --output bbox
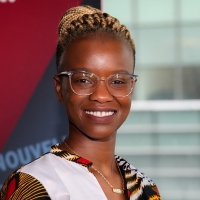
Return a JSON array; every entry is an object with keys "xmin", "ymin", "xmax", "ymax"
[{"xmin": 0, "ymin": 5, "xmax": 162, "ymax": 200}]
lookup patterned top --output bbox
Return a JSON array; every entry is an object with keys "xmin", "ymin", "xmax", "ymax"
[{"xmin": 0, "ymin": 145, "xmax": 162, "ymax": 200}]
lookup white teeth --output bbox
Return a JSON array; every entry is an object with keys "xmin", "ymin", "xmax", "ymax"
[{"xmin": 85, "ymin": 111, "xmax": 114, "ymax": 117}]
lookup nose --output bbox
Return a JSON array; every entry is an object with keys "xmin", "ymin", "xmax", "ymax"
[{"xmin": 89, "ymin": 80, "xmax": 113, "ymax": 103}]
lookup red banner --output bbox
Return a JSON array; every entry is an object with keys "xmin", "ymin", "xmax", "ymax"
[{"xmin": 0, "ymin": 0, "xmax": 100, "ymax": 185}]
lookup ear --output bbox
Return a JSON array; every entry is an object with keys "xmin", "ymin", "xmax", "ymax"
[{"xmin": 53, "ymin": 76, "xmax": 64, "ymax": 103}]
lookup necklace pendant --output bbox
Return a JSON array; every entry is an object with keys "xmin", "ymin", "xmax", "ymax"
[{"xmin": 113, "ymin": 188, "xmax": 124, "ymax": 194}]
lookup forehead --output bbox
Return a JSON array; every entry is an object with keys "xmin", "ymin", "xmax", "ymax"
[{"xmin": 60, "ymin": 33, "xmax": 134, "ymax": 74}]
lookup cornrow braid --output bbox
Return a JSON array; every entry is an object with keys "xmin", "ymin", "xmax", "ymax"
[{"xmin": 56, "ymin": 5, "xmax": 135, "ymax": 72}]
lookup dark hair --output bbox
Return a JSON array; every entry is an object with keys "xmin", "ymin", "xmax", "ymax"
[{"xmin": 56, "ymin": 5, "xmax": 135, "ymax": 72}]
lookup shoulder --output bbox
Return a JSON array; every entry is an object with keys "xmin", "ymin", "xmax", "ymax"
[
  {"xmin": 1, "ymin": 151, "xmax": 71, "ymax": 200},
  {"xmin": 0, "ymin": 153, "xmax": 57, "ymax": 200},
  {"xmin": 19, "ymin": 152, "xmax": 56, "ymax": 173},
  {"xmin": 0, "ymin": 171, "xmax": 50, "ymax": 200},
  {"xmin": 115, "ymin": 155, "xmax": 162, "ymax": 200}
]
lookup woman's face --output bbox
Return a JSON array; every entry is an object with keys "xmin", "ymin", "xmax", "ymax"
[{"xmin": 54, "ymin": 34, "xmax": 135, "ymax": 141}]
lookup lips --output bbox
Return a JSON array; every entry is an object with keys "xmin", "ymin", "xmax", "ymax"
[{"xmin": 85, "ymin": 111, "xmax": 114, "ymax": 117}]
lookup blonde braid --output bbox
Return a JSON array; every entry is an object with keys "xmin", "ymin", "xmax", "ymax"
[
  {"xmin": 56, "ymin": 5, "xmax": 135, "ymax": 71},
  {"xmin": 58, "ymin": 6, "xmax": 101, "ymax": 38}
]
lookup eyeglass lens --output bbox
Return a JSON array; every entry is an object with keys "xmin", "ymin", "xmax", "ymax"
[{"xmin": 69, "ymin": 71, "xmax": 136, "ymax": 97}]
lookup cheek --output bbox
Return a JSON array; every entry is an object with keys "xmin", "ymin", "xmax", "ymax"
[
  {"xmin": 115, "ymin": 97, "xmax": 132, "ymax": 129},
  {"xmin": 61, "ymin": 81, "xmax": 75, "ymax": 110},
  {"xmin": 121, "ymin": 96, "xmax": 132, "ymax": 114},
  {"xmin": 125, "ymin": 93, "xmax": 132, "ymax": 105},
  {"xmin": 61, "ymin": 80, "xmax": 73, "ymax": 102},
  {"xmin": 64, "ymin": 94, "xmax": 81, "ymax": 123},
  {"xmin": 63, "ymin": 91, "xmax": 76, "ymax": 110},
  {"xmin": 62, "ymin": 88, "xmax": 85, "ymax": 120},
  {"xmin": 126, "ymin": 99, "xmax": 132, "ymax": 112}
]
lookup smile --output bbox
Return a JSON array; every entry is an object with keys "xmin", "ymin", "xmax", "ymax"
[{"xmin": 85, "ymin": 111, "xmax": 115, "ymax": 117}]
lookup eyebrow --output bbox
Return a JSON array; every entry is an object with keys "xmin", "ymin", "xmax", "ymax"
[{"xmin": 69, "ymin": 68, "xmax": 132, "ymax": 74}]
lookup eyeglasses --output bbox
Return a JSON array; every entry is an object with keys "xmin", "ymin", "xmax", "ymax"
[{"xmin": 56, "ymin": 70, "xmax": 138, "ymax": 97}]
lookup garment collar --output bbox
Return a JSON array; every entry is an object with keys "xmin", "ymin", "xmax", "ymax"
[{"xmin": 50, "ymin": 144, "xmax": 93, "ymax": 168}]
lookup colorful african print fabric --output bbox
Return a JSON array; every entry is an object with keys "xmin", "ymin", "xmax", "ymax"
[{"xmin": 0, "ymin": 145, "xmax": 161, "ymax": 200}]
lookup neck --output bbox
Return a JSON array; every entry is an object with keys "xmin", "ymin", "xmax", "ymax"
[
  {"xmin": 66, "ymin": 137, "xmax": 115, "ymax": 166},
  {"xmin": 61, "ymin": 123, "xmax": 117, "ymax": 172}
]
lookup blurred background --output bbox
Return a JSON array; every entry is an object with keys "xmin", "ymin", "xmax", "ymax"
[
  {"xmin": 0, "ymin": 0, "xmax": 199, "ymax": 200},
  {"xmin": 103, "ymin": 0, "xmax": 200, "ymax": 200}
]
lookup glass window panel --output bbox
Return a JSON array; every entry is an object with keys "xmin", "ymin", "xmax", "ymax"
[
  {"xmin": 122, "ymin": 155, "xmax": 200, "ymax": 169},
  {"xmin": 138, "ymin": 0, "xmax": 174, "ymax": 25},
  {"xmin": 129, "ymin": 29, "xmax": 137, "ymax": 40},
  {"xmin": 135, "ymin": 68, "xmax": 174, "ymax": 100},
  {"xmin": 103, "ymin": 0, "xmax": 134, "ymax": 26},
  {"xmin": 181, "ymin": 0, "xmax": 200, "ymax": 22},
  {"xmin": 137, "ymin": 28, "xmax": 176, "ymax": 67},
  {"xmin": 158, "ymin": 111, "xmax": 200, "ymax": 124},
  {"xmin": 182, "ymin": 68, "xmax": 200, "ymax": 99},
  {"xmin": 181, "ymin": 26, "xmax": 200, "ymax": 66},
  {"xmin": 158, "ymin": 132, "xmax": 200, "ymax": 146},
  {"xmin": 124, "ymin": 111, "xmax": 153, "ymax": 124}
]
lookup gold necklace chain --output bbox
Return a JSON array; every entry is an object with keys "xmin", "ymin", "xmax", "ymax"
[{"xmin": 63, "ymin": 141, "xmax": 124, "ymax": 194}]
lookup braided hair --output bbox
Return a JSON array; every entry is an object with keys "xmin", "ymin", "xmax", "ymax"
[{"xmin": 56, "ymin": 5, "xmax": 135, "ymax": 72}]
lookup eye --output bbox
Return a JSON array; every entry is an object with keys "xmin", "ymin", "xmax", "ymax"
[
  {"xmin": 74, "ymin": 77, "xmax": 93, "ymax": 85},
  {"xmin": 109, "ymin": 74, "xmax": 129, "ymax": 85},
  {"xmin": 72, "ymin": 72, "xmax": 95, "ymax": 86},
  {"xmin": 76, "ymin": 78, "xmax": 91, "ymax": 84},
  {"xmin": 111, "ymin": 79, "xmax": 126, "ymax": 84}
]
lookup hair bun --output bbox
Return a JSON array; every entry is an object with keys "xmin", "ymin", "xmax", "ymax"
[{"xmin": 58, "ymin": 5, "xmax": 102, "ymax": 36}]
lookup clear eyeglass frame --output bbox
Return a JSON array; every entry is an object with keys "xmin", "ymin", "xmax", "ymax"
[{"xmin": 55, "ymin": 70, "xmax": 138, "ymax": 97}]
